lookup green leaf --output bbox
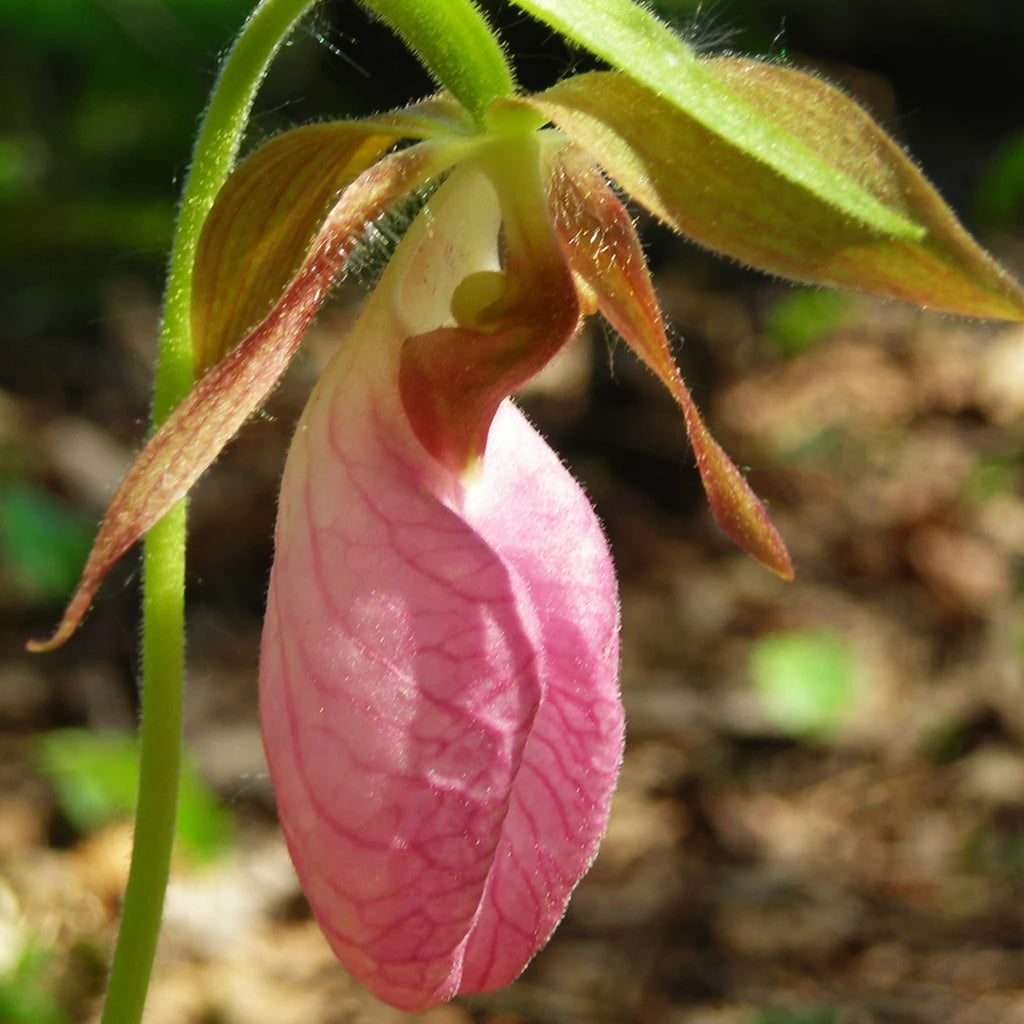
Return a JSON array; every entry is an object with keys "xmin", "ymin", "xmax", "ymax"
[
  {"xmin": 974, "ymin": 129, "xmax": 1024, "ymax": 226},
  {"xmin": 37, "ymin": 731, "xmax": 140, "ymax": 834},
  {"xmin": 749, "ymin": 630, "xmax": 857, "ymax": 739},
  {"xmin": 0, "ymin": 940, "xmax": 73, "ymax": 1024},
  {"xmin": 525, "ymin": 65, "xmax": 1024, "ymax": 320},
  {"xmin": 508, "ymin": 0, "xmax": 919, "ymax": 237},
  {"xmin": 962, "ymin": 455, "xmax": 1021, "ymax": 505},
  {"xmin": 34, "ymin": 729, "xmax": 233, "ymax": 864},
  {"xmin": 0, "ymin": 482, "xmax": 93, "ymax": 605}
]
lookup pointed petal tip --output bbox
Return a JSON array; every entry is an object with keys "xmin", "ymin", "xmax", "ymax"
[
  {"xmin": 759, "ymin": 532, "xmax": 795, "ymax": 581},
  {"xmin": 26, "ymin": 635, "xmax": 60, "ymax": 654},
  {"xmin": 26, "ymin": 605, "xmax": 86, "ymax": 653},
  {"xmin": 773, "ymin": 550, "xmax": 796, "ymax": 582},
  {"xmin": 545, "ymin": 148, "xmax": 796, "ymax": 581},
  {"xmin": 691, "ymin": 421, "xmax": 795, "ymax": 582},
  {"xmin": 27, "ymin": 555, "xmax": 105, "ymax": 652},
  {"xmin": 705, "ymin": 479, "xmax": 795, "ymax": 581}
]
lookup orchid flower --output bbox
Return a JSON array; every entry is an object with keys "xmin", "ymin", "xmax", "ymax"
[{"xmin": 30, "ymin": 0, "xmax": 1024, "ymax": 1017}]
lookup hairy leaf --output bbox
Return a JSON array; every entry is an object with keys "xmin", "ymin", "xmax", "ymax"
[
  {"xmin": 508, "ymin": 0, "xmax": 920, "ymax": 238},
  {"xmin": 525, "ymin": 68, "xmax": 1024, "ymax": 320}
]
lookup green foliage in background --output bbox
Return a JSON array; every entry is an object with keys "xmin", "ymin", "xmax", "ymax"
[
  {"xmin": 0, "ymin": 481, "xmax": 94, "ymax": 605},
  {"xmin": 749, "ymin": 630, "xmax": 858, "ymax": 739},
  {"xmin": 975, "ymin": 129, "xmax": 1024, "ymax": 227},
  {"xmin": 763, "ymin": 288, "xmax": 850, "ymax": 356},
  {"xmin": 962, "ymin": 452, "xmax": 1022, "ymax": 505},
  {"xmin": 0, "ymin": 940, "xmax": 73, "ymax": 1024},
  {"xmin": 0, "ymin": 0, "xmax": 254, "ymax": 269},
  {"xmin": 34, "ymin": 729, "xmax": 234, "ymax": 864}
]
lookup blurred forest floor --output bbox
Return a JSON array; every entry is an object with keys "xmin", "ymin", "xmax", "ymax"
[{"xmin": 3, "ymin": 2, "xmax": 1024, "ymax": 1022}]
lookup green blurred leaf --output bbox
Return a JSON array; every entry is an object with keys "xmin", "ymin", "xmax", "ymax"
[
  {"xmin": 0, "ymin": 940, "xmax": 72, "ymax": 1024},
  {"xmin": 35, "ymin": 731, "xmax": 141, "ymax": 835},
  {"xmin": 763, "ymin": 288, "xmax": 849, "ymax": 356},
  {"xmin": 0, "ymin": 0, "xmax": 250, "ymax": 271},
  {"xmin": 176, "ymin": 758, "xmax": 237, "ymax": 865},
  {"xmin": 34, "ymin": 730, "xmax": 234, "ymax": 864},
  {"xmin": 962, "ymin": 454, "xmax": 1021, "ymax": 505},
  {"xmin": 974, "ymin": 129, "xmax": 1024, "ymax": 227},
  {"xmin": 0, "ymin": 137, "xmax": 44, "ymax": 199},
  {"xmin": 0, "ymin": 482, "xmax": 94, "ymax": 605},
  {"xmin": 749, "ymin": 630, "xmax": 857, "ymax": 738}
]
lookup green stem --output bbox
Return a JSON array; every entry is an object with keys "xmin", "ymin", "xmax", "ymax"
[
  {"xmin": 362, "ymin": 0, "xmax": 515, "ymax": 121},
  {"xmin": 101, "ymin": 0, "xmax": 510, "ymax": 1018},
  {"xmin": 100, "ymin": 2, "xmax": 317, "ymax": 1021}
]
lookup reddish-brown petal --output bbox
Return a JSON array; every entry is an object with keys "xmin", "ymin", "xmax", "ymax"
[
  {"xmin": 29, "ymin": 143, "xmax": 452, "ymax": 653},
  {"xmin": 399, "ymin": 139, "xmax": 582, "ymax": 475},
  {"xmin": 549, "ymin": 146, "xmax": 793, "ymax": 578}
]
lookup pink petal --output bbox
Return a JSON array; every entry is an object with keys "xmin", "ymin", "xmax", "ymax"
[{"xmin": 259, "ymin": 169, "xmax": 623, "ymax": 1010}]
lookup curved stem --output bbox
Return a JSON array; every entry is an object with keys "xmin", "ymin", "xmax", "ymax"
[
  {"xmin": 362, "ymin": 0, "xmax": 515, "ymax": 122},
  {"xmin": 100, "ymin": 2, "xmax": 317, "ymax": 1021},
  {"xmin": 101, "ymin": 0, "xmax": 511, "ymax": 1018}
]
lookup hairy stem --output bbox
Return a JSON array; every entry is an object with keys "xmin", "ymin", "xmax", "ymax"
[
  {"xmin": 100, "ymin": 2, "xmax": 317, "ymax": 1020},
  {"xmin": 362, "ymin": 0, "xmax": 515, "ymax": 122},
  {"xmin": 101, "ymin": 0, "xmax": 511, "ymax": 1018}
]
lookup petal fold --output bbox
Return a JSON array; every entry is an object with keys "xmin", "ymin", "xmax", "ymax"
[{"xmin": 399, "ymin": 136, "xmax": 581, "ymax": 474}]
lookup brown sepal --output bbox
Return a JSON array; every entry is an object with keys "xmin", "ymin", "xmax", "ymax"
[
  {"xmin": 550, "ymin": 146, "xmax": 793, "ymax": 579},
  {"xmin": 29, "ymin": 144, "xmax": 448, "ymax": 652}
]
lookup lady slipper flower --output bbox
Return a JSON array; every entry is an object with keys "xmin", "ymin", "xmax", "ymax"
[
  {"xmin": 261, "ymin": 166, "xmax": 624, "ymax": 1007},
  {"xmin": 32, "ymin": 0, "xmax": 1024, "ymax": 1013}
]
